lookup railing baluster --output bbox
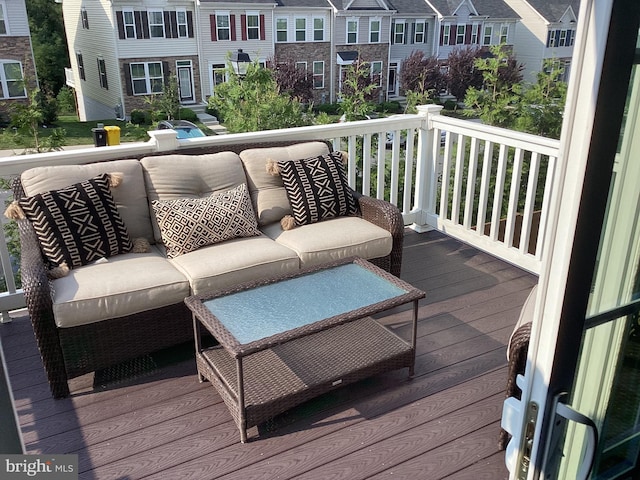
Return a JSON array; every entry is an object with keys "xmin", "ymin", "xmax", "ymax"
[
  {"xmin": 439, "ymin": 131, "xmax": 453, "ymax": 222},
  {"xmin": 362, "ymin": 133, "xmax": 372, "ymax": 196},
  {"xmin": 476, "ymin": 140, "xmax": 494, "ymax": 234},
  {"xmin": 452, "ymin": 134, "xmax": 466, "ymax": 225},
  {"xmin": 403, "ymin": 129, "xmax": 416, "ymax": 215},
  {"xmin": 490, "ymin": 144, "xmax": 508, "ymax": 241},
  {"xmin": 536, "ymin": 155, "xmax": 557, "ymax": 261},
  {"xmin": 505, "ymin": 147, "xmax": 524, "ymax": 248},
  {"xmin": 464, "ymin": 137, "xmax": 480, "ymax": 229},
  {"xmin": 377, "ymin": 133, "xmax": 386, "ymax": 200},
  {"xmin": 390, "ymin": 130, "xmax": 401, "ymax": 207},
  {"xmin": 520, "ymin": 152, "xmax": 541, "ymax": 255}
]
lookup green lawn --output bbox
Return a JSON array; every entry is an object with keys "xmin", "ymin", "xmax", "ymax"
[{"xmin": 0, "ymin": 115, "xmax": 213, "ymax": 151}]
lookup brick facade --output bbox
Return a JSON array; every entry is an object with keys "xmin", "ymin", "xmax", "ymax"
[
  {"xmin": 118, "ymin": 56, "xmax": 201, "ymax": 115},
  {"xmin": 0, "ymin": 37, "xmax": 38, "ymax": 120},
  {"xmin": 274, "ymin": 42, "xmax": 331, "ymax": 105},
  {"xmin": 336, "ymin": 43, "xmax": 389, "ymax": 102}
]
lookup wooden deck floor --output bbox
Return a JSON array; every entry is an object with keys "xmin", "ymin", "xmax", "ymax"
[{"xmin": 1, "ymin": 229, "xmax": 537, "ymax": 480}]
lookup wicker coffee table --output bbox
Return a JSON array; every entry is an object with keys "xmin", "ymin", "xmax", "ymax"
[{"xmin": 185, "ymin": 257, "xmax": 425, "ymax": 442}]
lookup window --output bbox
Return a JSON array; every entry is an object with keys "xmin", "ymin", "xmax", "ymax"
[
  {"xmin": 247, "ymin": 14, "xmax": 259, "ymax": 40},
  {"xmin": 314, "ymin": 17, "xmax": 324, "ymax": 41},
  {"xmin": 148, "ymin": 10, "xmax": 164, "ymax": 38},
  {"xmin": 456, "ymin": 25, "xmax": 465, "ymax": 44},
  {"xmin": 212, "ymin": 64, "xmax": 227, "ymax": 93},
  {"xmin": 414, "ymin": 22, "xmax": 426, "ymax": 43},
  {"xmin": 442, "ymin": 24, "xmax": 450, "ymax": 45},
  {"xmin": 76, "ymin": 53, "xmax": 85, "ymax": 80},
  {"xmin": 500, "ymin": 24, "xmax": 509, "ymax": 44},
  {"xmin": 276, "ymin": 18, "xmax": 287, "ymax": 42},
  {"xmin": 122, "ymin": 9, "xmax": 136, "ymax": 39},
  {"xmin": 217, "ymin": 13, "xmax": 230, "ymax": 41},
  {"xmin": 371, "ymin": 61, "xmax": 382, "ymax": 86},
  {"xmin": 295, "ymin": 61, "xmax": 307, "ymax": 71},
  {"xmin": 394, "ymin": 22, "xmax": 405, "ymax": 44},
  {"xmin": 471, "ymin": 23, "xmax": 480, "ymax": 44},
  {"xmin": 295, "ymin": 18, "xmax": 306, "ymax": 42},
  {"xmin": 0, "ymin": 61, "xmax": 26, "ymax": 98},
  {"xmin": 370, "ymin": 19, "xmax": 380, "ymax": 43},
  {"xmin": 130, "ymin": 62, "xmax": 163, "ymax": 95},
  {"xmin": 97, "ymin": 58, "xmax": 108, "ymax": 89},
  {"xmin": 347, "ymin": 19, "xmax": 358, "ymax": 44},
  {"xmin": 81, "ymin": 7, "xmax": 89, "ymax": 29},
  {"xmin": 559, "ymin": 29, "xmax": 567, "ymax": 46},
  {"xmin": 313, "ymin": 61, "xmax": 324, "ymax": 89},
  {"xmin": 177, "ymin": 9, "xmax": 188, "ymax": 38},
  {"xmin": 0, "ymin": 2, "xmax": 7, "ymax": 35},
  {"xmin": 483, "ymin": 24, "xmax": 493, "ymax": 45}
]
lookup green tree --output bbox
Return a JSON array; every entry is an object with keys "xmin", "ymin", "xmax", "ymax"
[
  {"xmin": 270, "ymin": 60, "xmax": 314, "ymax": 104},
  {"xmin": 209, "ymin": 62, "xmax": 312, "ymax": 133},
  {"xmin": 10, "ymin": 88, "xmax": 66, "ymax": 153},
  {"xmin": 515, "ymin": 60, "xmax": 568, "ymax": 139},
  {"xmin": 463, "ymin": 44, "xmax": 524, "ymax": 128},
  {"xmin": 446, "ymin": 46, "xmax": 484, "ymax": 101},
  {"xmin": 399, "ymin": 51, "xmax": 446, "ymax": 113},
  {"xmin": 338, "ymin": 57, "xmax": 378, "ymax": 121},
  {"xmin": 25, "ymin": 0, "xmax": 69, "ymax": 95},
  {"xmin": 145, "ymin": 75, "xmax": 181, "ymax": 122}
]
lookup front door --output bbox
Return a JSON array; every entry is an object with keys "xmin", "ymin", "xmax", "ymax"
[
  {"xmin": 388, "ymin": 63, "xmax": 397, "ymax": 96},
  {"xmin": 176, "ymin": 60, "xmax": 194, "ymax": 103},
  {"xmin": 504, "ymin": 0, "xmax": 640, "ymax": 479}
]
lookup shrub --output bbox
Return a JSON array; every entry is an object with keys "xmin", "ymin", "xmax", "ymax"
[
  {"xmin": 130, "ymin": 109, "xmax": 152, "ymax": 125},
  {"xmin": 443, "ymin": 99, "xmax": 458, "ymax": 110},
  {"xmin": 314, "ymin": 103, "xmax": 341, "ymax": 115},
  {"xmin": 178, "ymin": 108, "xmax": 198, "ymax": 122},
  {"xmin": 56, "ymin": 87, "xmax": 76, "ymax": 115},
  {"xmin": 376, "ymin": 101, "xmax": 403, "ymax": 114}
]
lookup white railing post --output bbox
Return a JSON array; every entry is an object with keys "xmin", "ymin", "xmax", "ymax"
[{"xmin": 411, "ymin": 104, "xmax": 443, "ymax": 232}]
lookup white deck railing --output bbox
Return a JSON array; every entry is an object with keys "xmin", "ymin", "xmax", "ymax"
[{"xmin": 0, "ymin": 105, "xmax": 559, "ymax": 320}]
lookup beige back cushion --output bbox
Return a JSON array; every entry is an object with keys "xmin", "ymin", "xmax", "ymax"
[
  {"xmin": 20, "ymin": 159, "xmax": 154, "ymax": 242},
  {"xmin": 140, "ymin": 152, "xmax": 247, "ymax": 243},
  {"xmin": 239, "ymin": 141, "xmax": 330, "ymax": 226}
]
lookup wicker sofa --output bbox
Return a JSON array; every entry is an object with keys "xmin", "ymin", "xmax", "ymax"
[{"xmin": 12, "ymin": 141, "xmax": 404, "ymax": 398}]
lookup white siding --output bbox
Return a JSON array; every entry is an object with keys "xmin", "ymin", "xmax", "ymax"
[
  {"xmin": 334, "ymin": 14, "xmax": 392, "ymax": 46},
  {"xmin": 63, "ymin": 0, "xmax": 122, "ymax": 121},
  {"xmin": 389, "ymin": 18, "xmax": 436, "ymax": 64},
  {"xmin": 3, "ymin": 0, "xmax": 30, "ymax": 36}
]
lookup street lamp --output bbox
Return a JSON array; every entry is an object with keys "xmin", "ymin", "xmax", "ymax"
[{"xmin": 230, "ymin": 49, "xmax": 251, "ymax": 77}]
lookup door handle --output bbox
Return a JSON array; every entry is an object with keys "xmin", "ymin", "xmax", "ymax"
[{"xmin": 552, "ymin": 401, "xmax": 599, "ymax": 480}]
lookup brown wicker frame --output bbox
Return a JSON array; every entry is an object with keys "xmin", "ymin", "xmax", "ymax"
[
  {"xmin": 186, "ymin": 257, "xmax": 424, "ymax": 442},
  {"xmin": 12, "ymin": 140, "xmax": 404, "ymax": 399}
]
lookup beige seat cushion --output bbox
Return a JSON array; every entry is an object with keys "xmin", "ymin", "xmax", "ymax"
[
  {"xmin": 261, "ymin": 216, "xmax": 392, "ymax": 268},
  {"xmin": 239, "ymin": 142, "xmax": 330, "ymax": 226},
  {"xmin": 52, "ymin": 246, "xmax": 190, "ymax": 328},
  {"xmin": 507, "ymin": 285, "xmax": 538, "ymax": 360},
  {"xmin": 20, "ymin": 159, "xmax": 154, "ymax": 243},
  {"xmin": 169, "ymin": 234, "xmax": 300, "ymax": 295},
  {"xmin": 141, "ymin": 152, "xmax": 248, "ymax": 243}
]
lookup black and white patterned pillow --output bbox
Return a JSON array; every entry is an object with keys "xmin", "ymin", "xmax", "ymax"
[
  {"xmin": 19, "ymin": 173, "xmax": 133, "ymax": 270},
  {"xmin": 151, "ymin": 183, "xmax": 260, "ymax": 259},
  {"xmin": 278, "ymin": 151, "xmax": 358, "ymax": 228}
]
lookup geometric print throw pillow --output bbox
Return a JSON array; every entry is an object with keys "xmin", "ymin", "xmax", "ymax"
[
  {"xmin": 151, "ymin": 183, "xmax": 260, "ymax": 259},
  {"xmin": 18, "ymin": 173, "xmax": 133, "ymax": 270},
  {"xmin": 278, "ymin": 151, "xmax": 358, "ymax": 228}
]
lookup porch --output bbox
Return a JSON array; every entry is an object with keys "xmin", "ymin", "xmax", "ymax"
[{"xmin": 1, "ymin": 228, "xmax": 537, "ymax": 479}]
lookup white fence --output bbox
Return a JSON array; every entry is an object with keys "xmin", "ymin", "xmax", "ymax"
[{"xmin": 0, "ymin": 105, "xmax": 559, "ymax": 319}]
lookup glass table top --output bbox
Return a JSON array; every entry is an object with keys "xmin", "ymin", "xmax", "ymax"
[{"xmin": 203, "ymin": 263, "xmax": 409, "ymax": 344}]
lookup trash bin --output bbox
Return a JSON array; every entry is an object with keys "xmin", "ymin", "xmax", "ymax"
[
  {"xmin": 91, "ymin": 124, "xmax": 107, "ymax": 147},
  {"xmin": 104, "ymin": 126, "xmax": 121, "ymax": 146}
]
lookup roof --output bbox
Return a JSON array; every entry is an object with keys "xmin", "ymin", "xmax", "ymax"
[
  {"xmin": 522, "ymin": 0, "xmax": 580, "ymax": 22},
  {"xmin": 199, "ymin": 0, "xmax": 278, "ymax": 4},
  {"xmin": 386, "ymin": 0, "xmax": 437, "ymax": 15},
  {"xmin": 327, "ymin": 0, "xmax": 390, "ymax": 10},
  {"xmin": 427, "ymin": 0, "xmax": 519, "ymax": 18},
  {"xmin": 276, "ymin": 0, "xmax": 332, "ymax": 6}
]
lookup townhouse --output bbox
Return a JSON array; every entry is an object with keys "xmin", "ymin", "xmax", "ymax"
[
  {"xmin": 0, "ymin": 0, "xmax": 38, "ymax": 120},
  {"xmin": 62, "ymin": 0, "xmax": 525, "ymax": 122},
  {"xmin": 503, "ymin": 0, "xmax": 580, "ymax": 83}
]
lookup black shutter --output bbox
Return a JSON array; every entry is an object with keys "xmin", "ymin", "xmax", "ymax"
[
  {"xmin": 124, "ymin": 63, "xmax": 132, "ymax": 96},
  {"xmin": 134, "ymin": 11, "xmax": 144, "ymax": 39},
  {"xmin": 411, "ymin": 22, "xmax": 415, "ymax": 44},
  {"xmin": 164, "ymin": 11, "xmax": 172, "ymax": 38},
  {"xmin": 163, "ymin": 61, "xmax": 170, "ymax": 87},
  {"xmin": 187, "ymin": 11, "xmax": 194, "ymax": 38},
  {"xmin": 169, "ymin": 11, "xmax": 178, "ymax": 38},
  {"xmin": 404, "ymin": 22, "xmax": 408, "ymax": 44},
  {"xmin": 116, "ymin": 11, "xmax": 125, "ymax": 39},
  {"xmin": 141, "ymin": 11, "xmax": 150, "ymax": 39},
  {"xmin": 391, "ymin": 21, "xmax": 395, "ymax": 44}
]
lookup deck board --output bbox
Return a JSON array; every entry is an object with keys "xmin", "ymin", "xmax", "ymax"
[{"xmin": 1, "ymin": 229, "xmax": 537, "ymax": 479}]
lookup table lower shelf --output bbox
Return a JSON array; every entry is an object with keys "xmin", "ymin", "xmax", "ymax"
[{"xmin": 196, "ymin": 317, "xmax": 414, "ymax": 440}]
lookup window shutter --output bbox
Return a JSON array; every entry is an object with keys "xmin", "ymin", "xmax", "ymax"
[
  {"xmin": 424, "ymin": 23, "xmax": 428, "ymax": 43},
  {"xmin": 465, "ymin": 25, "xmax": 471, "ymax": 44},
  {"xmin": 134, "ymin": 11, "xmax": 144, "ymax": 39},
  {"xmin": 260, "ymin": 14, "xmax": 265, "ymax": 40},
  {"xmin": 187, "ymin": 11, "xmax": 194, "ymax": 38},
  {"xmin": 124, "ymin": 63, "xmax": 132, "ymax": 96},
  {"xmin": 210, "ymin": 14, "xmax": 217, "ymax": 41},
  {"xmin": 171, "ymin": 11, "xmax": 178, "ymax": 38},
  {"xmin": 141, "ymin": 11, "xmax": 150, "ymax": 39},
  {"xmin": 241, "ymin": 14, "xmax": 247, "ymax": 41},
  {"xmin": 411, "ymin": 22, "xmax": 415, "ymax": 44},
  {"xmin": 555, "ymin": 29, "xmax": 561, "ymax": 46},
  {"xmin": 404, "ymin": 22, "xmax": 408, "ymax": 44},
  {"xmin": 391, "ymin": 21, "xmax": 395, "ymax": 44},
  {"xmin": 164, "ymin": 11, "xmax": 172, "ymax": 38},
  {"xmin": 439, "ymin": 25, "xmax": 444, "ymax": 45},
  {"xmin": 230, "ymin": 14, "xmax": 236, "ymax": 41},
  {"xmin": 116, "ymin": 11, "xmax": 125, "ymax": 39},
  {"xmin": 163, "ymin": 61, "xmax": 170, "ymax": 86},
  {"xmin": 451, "ymin": 24, "xmax": 457, "ymax": 45}
]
